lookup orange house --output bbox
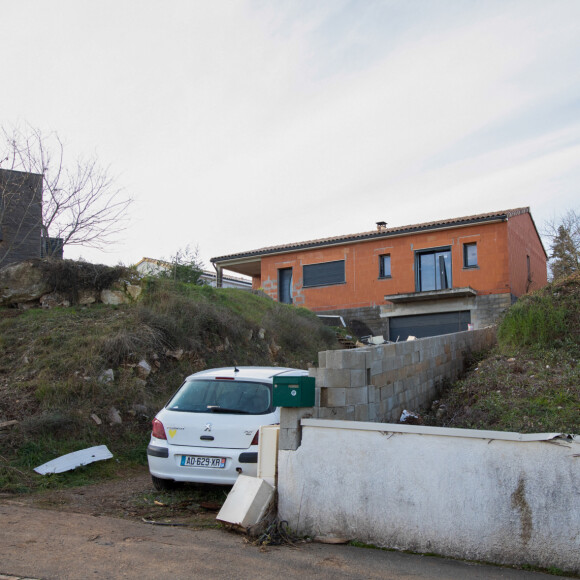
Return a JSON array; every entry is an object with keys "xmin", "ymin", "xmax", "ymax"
[{"xmin": 211, "ymin": 208, "xmax": 547, "ymax": 340}]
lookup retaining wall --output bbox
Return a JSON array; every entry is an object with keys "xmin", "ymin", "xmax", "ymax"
[{"xmin": 280, "ymin": 327, "xmax": 497, "ymax": 451}]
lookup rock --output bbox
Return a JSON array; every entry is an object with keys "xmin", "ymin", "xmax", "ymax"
[
  {"xmin": 98, "ymin": 369, "xmax": 115, "ymax": 383},
  {"xmin": 40, "ymin": 292, "xmax": 71, "ymax": 309},
  {"xmin": 0, "ymin": 260, "xmax": 52, "ymax": 306},
  {"xmin": 131, "ymin": 403, "xmax": 148, "ymax": 415},
  {"xmin": 100, "ymin": 289, "xmax": 130, "ymax": 305},
  {"xmin": 165, "ymin": 348, "xmax": 184, "ymax": 360},
  {"xmin": 125, "ymin": 284, "xmax": 142, "ymax": 300},
  {"xmin": 136, "ymin": 359, "xmax": 151, "ymax": 379},
  {"xmin": 269, "ymin": 342, "xmax": 281, "ymax": 358},
  {"xmin": 258, "ymin": 328, "xmax": 266, "ymax": 340},
  {"xmin": 216, "ymin": 338, "xmax": 230, "ymax": 352},
  {"xmin": 17, "ymin": 301, "xmax": 39, "ymax": 310},
  {"xmin": 108, "ymin": 407, "xmax": 122, "ymax": 425},
  {"xmin": 78, "ymin": 290, "xmax": 98, "ymax": 305}
]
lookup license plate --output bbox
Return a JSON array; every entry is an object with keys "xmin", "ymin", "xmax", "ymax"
[{"xmin": 180, "ymin": 455, "xmax": 226, "ymax": 469}]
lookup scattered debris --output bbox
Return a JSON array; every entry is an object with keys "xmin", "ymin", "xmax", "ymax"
[
  {"xmin": 98, "ymin": 369, "xmax": 114, "ymax": 383},
  {"xmin": 136, "ymin": 359, "xmax": 152, "ymax": 379},
  {"xmin": 90, "ymin": 413, "xmax": 102, "ymax": 425},
  {"xmin": 400, "ymin": 409, "xmax": 421, "ymax": 424},
  {"xmin": 142, "ymin": 518, "xmax": 190, "ymax": 527},
  {"xmin": 34, "ymin": 445, "xmax": 113, "ymax": 475},
  {"xmin": 0, "ymin": 420, "xmax": 19, "ymax": 430},
  {"xmin": 251, "ymin": 518, "xmax": 303, "ymax": 547}
]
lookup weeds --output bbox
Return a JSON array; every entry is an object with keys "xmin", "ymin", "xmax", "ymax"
[
  {"xmin": 425, "ymin": 272, "xmax": 580, "ymax": 434},
  {"xmin": 0, "ymin": 279, "xmax": 338, "ymax": 492}
]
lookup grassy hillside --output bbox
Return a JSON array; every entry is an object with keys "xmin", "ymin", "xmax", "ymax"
[
  {"xmin": 0, "ymin": 279, "xmax": 336, "ymax": 492},
  {"xmin": 424, "ymin": 273, "xmax": 580, "ymax": 434},
  {"xmin": 2, "ymin": 271, "xmax": 578, "ymax": 494}
]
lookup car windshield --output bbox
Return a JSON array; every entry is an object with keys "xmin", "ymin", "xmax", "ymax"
[{"xmin": 166, "ymin": 380, "xmax": 272, "ymax": 414}]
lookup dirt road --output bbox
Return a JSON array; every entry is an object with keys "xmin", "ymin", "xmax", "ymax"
[{"xmin": 0, "ymin": 469, "xmax": 569, "ymax": 580}]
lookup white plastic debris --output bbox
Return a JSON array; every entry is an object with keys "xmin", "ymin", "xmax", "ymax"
[
  {"xmin": 400, "ymin": 409, "xmax": 420, "ymax": 423},
  {"xmin": 34, "ymin": 445, "xmax": 113, "ymax": 475}
]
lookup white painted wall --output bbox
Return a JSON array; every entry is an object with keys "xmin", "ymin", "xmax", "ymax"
[{"xmin": 278, "ymin": 420, "xmax": 580, "ymax": 574}]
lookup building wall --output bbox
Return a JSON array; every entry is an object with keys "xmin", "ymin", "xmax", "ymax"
[
  {"xmin": 278, "ymin": 422, "xmax": 579, "ymax": 574},
  {"xmin": 507, "ymin": 211, "xmax": 548, "ymax": 296},
  {"xmin": 259, "ymin": 221, "xmax": 515, "ymax": 310},
  {"xmin": 0, "ymin": 169, "xmax": 43, "ymax": 266}
]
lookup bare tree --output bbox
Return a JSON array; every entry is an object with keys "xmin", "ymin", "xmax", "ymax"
[
  {"xmin": 1, "ymin": 124, "xmax": 132, "ymax": 262},
  {"xmin": 542, "ymin": 209, "xmax": 580, "ymax": 280}
]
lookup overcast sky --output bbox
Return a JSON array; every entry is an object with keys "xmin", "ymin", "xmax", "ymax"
[{"xmin": 1, "ymin": 1, "xmax": 579, "ymax": 271}]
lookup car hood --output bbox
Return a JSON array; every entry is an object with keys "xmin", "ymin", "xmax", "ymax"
[{"xmin": 156, "ymin": 408, "xmax": 280, "ymax": 450}]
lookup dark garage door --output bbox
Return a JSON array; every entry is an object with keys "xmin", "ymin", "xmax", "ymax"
[{"xmin": 389, "ymin": 311, "xmax": 471, "ymax": 342}]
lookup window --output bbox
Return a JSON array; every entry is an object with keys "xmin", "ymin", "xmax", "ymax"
[
  {"xmin": 278, "ymin": 268, "xmax": 293, "ymax": 304},
  {"xmin": 527, "ymin": 255, "xmax": 531, "ymax": 282},
  {"xmin": 416, "ymin": 248, "xmax": 452, "ymax": 292},
  {"xmin": 379, "ymin": 254, "xmax": 391, "ymax": 278},
  {"xmin": 463, "ymin": 243, "xmax": 478, "ymax": 268},
  {"xmin": 303, "ymin": 260, "xmax": 345, "ymax": 288}
]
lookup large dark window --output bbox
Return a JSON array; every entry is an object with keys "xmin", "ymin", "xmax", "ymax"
[
  {"xmin": 303, "ymin": 260, "xmax": 345, "ymax": 288},
  {"xmin": 278, "ymin": 268, "xmax": 293, "ymax": 304},
  {"xmin": 416, "ymin": 248, "xmax": 451, "ymax": 291}
]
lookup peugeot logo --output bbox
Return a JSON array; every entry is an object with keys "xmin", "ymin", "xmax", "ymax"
[{"xmin": 204, "ymin": 423, "xmax": 212, "ymax": 432}]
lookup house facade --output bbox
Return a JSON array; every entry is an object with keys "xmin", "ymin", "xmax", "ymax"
[
  {"xmin": 0, "ymin": 168, "xmax": 43, "ymax": 267},
  {"xmin": 211, "ymin": 208, "xmax": 547, "ymax": 340}
]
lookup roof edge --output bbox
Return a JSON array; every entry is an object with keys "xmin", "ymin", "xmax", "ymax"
[{"xmin": 212, "ymin": 209, "xmax": 529, "ymax": 264}]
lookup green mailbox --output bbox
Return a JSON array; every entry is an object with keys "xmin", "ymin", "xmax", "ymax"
[{"xmin": 273, "ymin": 376, "xmax": 315, "ymax": 407}]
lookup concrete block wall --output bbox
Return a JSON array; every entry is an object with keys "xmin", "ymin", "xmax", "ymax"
[
  {"xmin": 279, "ymin": 327, "xmax": 497, "ymax": 450},
  {"xmin": 471, "ymin": 293, "xmax": 513, "ymax": 328}
]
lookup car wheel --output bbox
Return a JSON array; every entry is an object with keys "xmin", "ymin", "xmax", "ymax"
[{"xmin": 151, "ymin": 475, "xmax": 180, "ymax": 491}]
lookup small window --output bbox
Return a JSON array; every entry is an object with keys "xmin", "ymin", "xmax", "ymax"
[
  {"xmin": 303, "ymin": 260, "xmax": 345, "ymax": 288},
  {"xmin": 463, "ymin": 243, "xmax": 478, "ymax": 268},
  {"xmin": 379, "ymin": 254, "xmax": 391, "ymax": 278}
]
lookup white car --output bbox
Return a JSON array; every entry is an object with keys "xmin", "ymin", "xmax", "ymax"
[{"xmin": 147, "ymin": 366, "xmax": 307, "ymax": 489}]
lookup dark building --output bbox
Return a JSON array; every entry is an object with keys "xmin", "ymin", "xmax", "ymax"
[{"xmin": 0, "ymin": 168, "xmax": 43, "ymax": 266}]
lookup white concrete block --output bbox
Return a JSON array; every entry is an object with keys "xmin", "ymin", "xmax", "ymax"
[
  {"xmin": 257, "ymin": 425, "xmax": 279, "ymax": 487},
  {"xmin": 216, "ymin": 475, "xmax": 275, "ymax": 529}
]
